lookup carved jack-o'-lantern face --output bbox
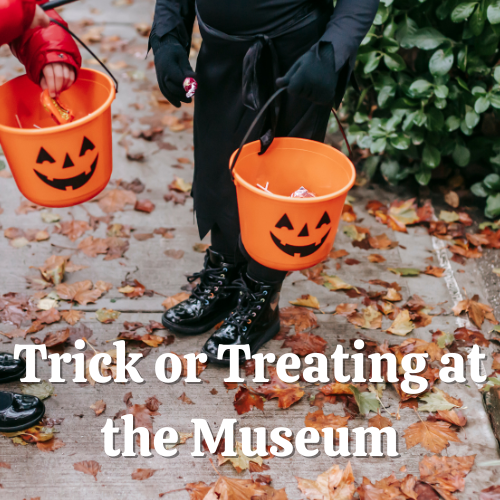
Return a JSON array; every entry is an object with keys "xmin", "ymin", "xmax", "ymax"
[
  {"xmin": 34, "ymin": 136, "xmax": 98, "ymax": 191},
  {"xmin": 270, "ymin": 211, "xmax": 331, "ymax": 257}
]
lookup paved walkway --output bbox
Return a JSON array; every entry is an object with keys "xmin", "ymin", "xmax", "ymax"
[{"xmin": 0, "ymin": 1, "xmax": 499, "ymax": 498}]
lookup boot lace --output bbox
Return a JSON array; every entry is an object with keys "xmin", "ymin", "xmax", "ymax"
[
  {"xmin": 223, "ymin": 278, "xmax": 268, "ymax": 331},
  {"xmin": 188, "ymin": 263, "xmax": 229, "ymax": 305}
]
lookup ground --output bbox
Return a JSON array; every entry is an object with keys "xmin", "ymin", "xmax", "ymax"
[{"xmin": 0, "ymin": 0, "xmax": 500, "ymax": 498}]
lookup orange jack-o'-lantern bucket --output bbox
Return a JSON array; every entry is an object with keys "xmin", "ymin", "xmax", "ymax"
[
  {"xmin": 0, "ymin": 68, "xmax": 115, "ymax": 208},
  {"xmin": 230, "ymin": 89, "xmax": 356, "ymax": 271}
]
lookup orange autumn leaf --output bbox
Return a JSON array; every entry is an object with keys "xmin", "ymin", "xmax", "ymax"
[
  {"xmin": 368, "ymin": 413, "xmax": 392, "ymax": 430},
  {"xmin": 329, "ymin": 249, "xmax": 349, "ymax": 259},
  {"xmin": 347, "ymin": 306, "xmax": 382, "ymax": 330},
  {"xmin": 434, "ymin": 409, "xmax": 467, "ymax": 427},
  {"xmin": 289, "ymin": 294, "xmax": 320, "ymax": 310},
  {"xmin": 424, "ymin": 265, "xmax": 445, "ymax": 277},
  {"xmin": 131, "ymin": 468, "xmax": 158, "ymax": 480},
  {"xmin": 403, "ymin": 420, "xmax": 460, "ymax": 453},
  {"xmin": 96, "ymin": 188, "xmax": 136, "ymax": 214},
  {"xmin": 279, "ymin": 307, "xmax": 318, "ymax": 333},
  {"xmin": 341, "ymin": 204, "xmax": 357, "ymax": 222},
  {"xmin": 256, "ymin": 366, "xmax": 304, "ymax": 409},
  {"xmin": 73, "ymin": 460, "xmax": 102, "ymax": 481},
  {"xmin": 368, "ymin": 233, "xmax": 398, "ymax": 250},
  {"xmin": 335, "ymin": 303, "xmax": 358, "ymax": 316},
  {"xmin": 452, "ymin": 295, "xmax": 497, "ymax": 328},
  {"xmin": 320, "ymin": 382, "xmax": 353, "ymax": 396},
  {"xmin": 368, "ymin": 254, "xmax": 386, "ymax": 263},
  {"xmin": 304, "ymin": 409, "xmax": 349, "ymax": 436},
  {"xmin": 56, "ymin": 280, "xmax": 103, "ymax": 305},
  {"xmin": 233, "ymin": 386, "xmax": 264, "ymax": 415},
  {"xmin": 36, "ymin": 437, "xmax": 65, "ymax": 452},
  {"xmin": 60, "ymin": 309, "xmax": 85, "ymax": 325},
  {"xmin": 282, "ymin": 332, "xmax": 327, "ymax": 356},
  {"xmin": 296, "ymin": 462, "xmax": 355, "ymax": 500}
]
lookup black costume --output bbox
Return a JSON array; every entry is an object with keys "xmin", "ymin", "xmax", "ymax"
[{"xmin": 151, "ymin": 0, "xmax": 378, "ymax": 362}]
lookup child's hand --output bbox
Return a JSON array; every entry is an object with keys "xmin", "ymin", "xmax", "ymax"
[
  {"xmin": 40, "ymin": 63, "xmax": 76, "ymax": 98},
  {"xmin": 30, "ymin": 5, "xmax": 51, "ymax": 30}
]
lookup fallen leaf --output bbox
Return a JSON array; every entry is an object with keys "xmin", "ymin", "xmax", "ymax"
[
  {"xmin": 439, "ymin": 210, "xmax": 460, "ymax": 222},
  {"xmin": 21, "ymin": 381, "xmax": 54, "ymax": 400},
  {"xmin": 90, "ymin": 399, "xmax": 106, "ymax": 416},
  {"xmin": 73, "ymin": 460, "xmax": 102, "ymax": 481},
  {"xmin": 403, "ymin": 420, "xmax": 460, "ymax": 453},
  {"xmin": 279, "ymin": 307, "xmax": 318, "ymax": 333},
  {"xmin": 56, "ymin": 281, "xmax": 103, "ymax": 305},
  {"xmin": 55, "ymin": 220, "xmax": 91, "ymax": 241},
  {"xmin": 282, "ymin": 332, "xmax": 327, "ymax": 356},
  {"xmin": 178, "ymin": 392, "xmax": 194, "ymax": 404},
  {"xmin": 335, "ymin": 303, "xmax": 358, "ymax": 316},
  {"xmin": 480, "ymin": 485, "xmax": 500, "ymax": 500},
  {"xmin": 165, "ymin": 249, "xmax": 185, "ymax": 259},
  {"xmin": 382, "ymin": 288, "xmax": 402, "ymax": 302},
  {"xmin": 349, "ymin": 385, "xmax": 380, "ymax": 415},
  {"xmin": 419, "ymin": 388, "xmax": 462, "ymax": 412},
  {"xmin": 193, "ymin": 243, "xmax": 210, "ymax": 253},
  {"xmin": 162, "ymin": 292, "xmax": 190, "ymax": 309},
  {"xmin": 218, "ymin": 441, "xmax": 263, "ymax": 473},
  {"xmin": 388, "ymin": 268, "xmax": 420, "ymax": 276},
  {"xmin": 96, "ymin": 189, "xmax": 136, "ymax": 214},
  {"xmin": 329, "ymin": 249, "xmax": 349, "ymax": 259},
  {"xmin": 60, "ymin": 309, "xmax": 85, "ymax": 325},
  {"xmin": 368, "ymin": 254, "xmax": 386, "ymax": 263},
  {"xmin": 169, "ymin": 177, "xmax": 192, "ymax": 193},
  {"xmin": 131, "ymin": 468, "xmax": 157, "ymax": 480},
  {"xmin": 304, "ymin": 409, "xmax": 349, "ymax": 436},
  {"xmin": 444, "ymin": 191, "xmax": 459, "ymax": 208},
  {"xmin": 452, "ymin": 296, "xmax": 496, "ymax": 328},
  {"xmin": 368, "ymin": 233, "xmax": 398, "ymax": 250},
  {"xmin": 368, "ymin": 413, "xmax": 392, "ymax": 430},
  {"xmin": 347, "ymin": 306, "xmax": 382, "ymax": 330},
  {"xmin": 134, "ymin": 199, "xmax": 155, "ymax": 213},
  {"xmin": 434, "ymin": 409, "xmax": 467, "ymax": 427},
  {"xmin": 320, "ymin": 383, "xmax": 353, "ymax": 396},
  {"xmin": 289, "ymin": 294, "xmax": 320, "ymax": 310},
  {"xmin": 234, "ymin": 386, "xmax": 264, "ymax": 415},
  {"xmin": 322, "ymin": 274, "xmax": 354, "ymax": 291},
  {"xmin": 256, "ymin": 367, "xmax": 304, "ymax": 409},
  {"xmin": 36, "ymin": 437, "xmax": 65, "ymax": 452},
  {"xmin": 386, "ymin": 310, "xmax": 414, "ymax": 336},
  {"xmin": 95, "ymin": 308, "xmax": 121, "ymax": 324},
  {"xmin": 296, "ymin": 462, "xmax": 355, "ymax": 500},
  {"xmin": 424, "ymin": 266, "xmax": 445, "ymax": 277}
]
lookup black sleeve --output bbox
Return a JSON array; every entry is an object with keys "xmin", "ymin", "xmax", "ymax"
[
  {"xmin": 320, "ymin": 0, "xmax": 379, "ymax": 104},
  {"xmin": 150, "ymin": 0, "xmax": 196, "ymax": 51}
]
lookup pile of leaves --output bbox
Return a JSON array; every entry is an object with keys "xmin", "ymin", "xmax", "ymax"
[{"xmin": 342, "ymin": 0, "xmax": 500, "ymax": 217}]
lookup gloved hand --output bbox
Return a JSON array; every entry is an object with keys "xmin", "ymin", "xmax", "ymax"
[
  {"xmin": 276, "ymin": 42, "xmax": 338, "ymax": 105},
  {"xmin": 152, "ymin": 34, "xmax": 196, "ymax": 108}
]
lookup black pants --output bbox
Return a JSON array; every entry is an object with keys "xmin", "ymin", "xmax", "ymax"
[{"xmin": 193, "ymin": 9, "xmax": 332, "ymax": 284}]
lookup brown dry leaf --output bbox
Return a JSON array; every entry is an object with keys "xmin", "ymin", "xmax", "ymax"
[
  {"xmin": 492, "ymin": 352, "xmax": 500, "ymax": 371},
  {"xmin": 320, "ymin": 382, "xmax": 353, "ymax": 396},
  {"xmin": 132, "ymin": 468, "xmax": 158, "ymax": 480},
  {"xmin": 73, "ymin": 460, "xmax": 102, "ymax": 481},
  {"xmin": 368, "ymin": 413, "xmax": 392, "ymax": 430},
  {"xmin": 169, "ymin": 177, "xmax": 192, "ymax": 193},
  {"xmin": 382, "ymin": 288, "xmax": 402, "ymax": 302},
  {"xmin": 95, "ymin": 308, "xmax": 120, "ymax": 324},
  {"xmin": 453, "ymin": 326, "xmax": 489, "ymax": 347},
  {"xmin": 178, "ymin": 392, "xmax": 194, "ymax": 404},
  {"xmin": 387, "ymin": 198, "xmax": 420, "ymax": 232},
  {"xmin": 341, "ymin": 204, "xmax": 357, "ymax": 222},
  {"xmin": 256, "ymin": 367, "xmax": 304, "ymax": 409},
  {"xmin": 279, "ymin": 307, "xmax": 318, "ymax": 333},
  {"xmin": 168, "ymin": 352, "xmax": 207, "ymax": 378},
  {"xmin": 282, "ymin": 332, "xmax": 327, "ymax": 356},
  {"xmin": 444, "ymin": 190, "xmax": 460, "ymax": 208},
  {"xmin": 90, "ymin": 400, "xmax": 106, "ymax": 416},
  {"xmin": 289, "ymin": 294, "xmax": 320, "ymax": 310},
  {"xmin": 97, "ymin": 189, "xmax": 137, "ymax": 214},
  {"xmin": 42, "ymin": 328, "xmax": 70, "ymax": 348},
  {"xmin": 193, "ymin": 243, "xmax": 210, "ymax": 253},
  {"xmin": 403, "ymin": 420, "xmax": 460, "ymax": 453},
  {"xmin": 60, "ymin": 310, "xmax": 85, "ymax": 326},
  {"xmin": 35, "ymin": 308, "xmax": 61, "ymax": 325},
  {"xmin": 135, "ymin": 199, "xmax": 155, "ymax": 213},
  {"xmin": 386, "ymin": 309, "xmax": 414, "ymax": 336},
  {"xmin": 347, "ymin": 306, "xmax": 382, "ymax": 330},
  {"xmin": 118, "ymin": 279, "xmax": 146, "ymax": 298},
  {"xmin": 165, "ymin": 249, "xmax": 185, "ymax": 259},
  {"xmin": 233, "ymin": 386, "xmax": 265, "ymax": 415},
  {"xmin": 368, "ymin": 254, "xmax": 386, "ymax": 263},
  {"xmin": 434, "ymin": 409, "xmax": 467, "ymax": 427},
  {"xmin": 55, "ymin": 220, "xmax": 91, "ymax": 242},
  {"xmin": 329, "ymin": 249, "xmax": 349, "ymax": 259},
  {"xmin": 56, "ymin": 281, "xmax": 103, "ymax": 305},
  {"xmin": 162, "ymin": 292, "xmax": 190, "ymax": 309},
  {"xmin": 36, "ymin": 437, "xmax": 65, "ymax": 452},
  {"xmin": 424, "ymin": 265, "xmax": 445, "ymax": 277},
  {"xmin": 218, "ymin": 441, "xmax": 263, "ymax": 473},
  {"xmin": 304, "ymin": 409, "xmax": 349, "ymax": 436},
  {"xmin": 0, "ymin": 463, "xmax": 10, "ymax": 469},
  {"xmin": 368, "ymin": 233, "xmax": 398, "ymax": 250},
  {"xmin": 77, "ymin": 236, "xmax": 109, "ymax": 258},
  {"xmin": 38, "ymin": 255, "xmax": 67, "ymax": 285},
  {"xmin": 322, "ymin": 274, "xmax": 354, "ymax": 291},
  {"xmin": 95, "ymin": 281, "xmax": 113, "ymax": 293},
  {"xmin": 335, "ymin": 303, "xmax": 358, "ymax": 316},
  {"xmin": 296, "ymin": 462, "xmax": 355, "ymax": 500},
  {"xmin": 452, "ymin": 296, "xmax": 497, "ymax": 328}
]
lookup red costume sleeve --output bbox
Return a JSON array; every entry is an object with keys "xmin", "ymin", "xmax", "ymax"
[
  {"xmin": 0, "ymin": 0, "xmax": 36, "ymax": 46},
  {"xmin": 9, "ymin": 0, "xmax": 82, "ymax": 84}
]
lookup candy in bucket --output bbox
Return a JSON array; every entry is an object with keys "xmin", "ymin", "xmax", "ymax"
[{"xmin": 257, "ymin": 182, "xmax": 316, "ymax": 198}]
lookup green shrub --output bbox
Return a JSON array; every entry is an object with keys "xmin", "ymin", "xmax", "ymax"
[{"xmin": 343, "ymin": 0, "xmax": 500, "ymax": 217}]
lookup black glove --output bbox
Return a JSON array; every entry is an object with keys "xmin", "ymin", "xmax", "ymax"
[
  {"xmin": 276, "ymin": 42, "xmax": 338, "ymax": 105},
  {"xmin": 151, "ymin": 34, "xmax": 196, "ymax": 108}
]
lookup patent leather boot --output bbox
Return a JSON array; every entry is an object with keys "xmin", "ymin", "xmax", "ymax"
[
  {"xmin": 202, "ymin": 274, "xmax": 282, "ymax": 364},
  {"xmin": 0, "ymin": 352, "xmax": 26, "ymax": 383},
  {"xmin": 162, "ymin": 248, "xmax": 245, "ymax": 335},
  {"xmin": 0, "ymin": 392, "xmax": 45, "ymax": 432}
]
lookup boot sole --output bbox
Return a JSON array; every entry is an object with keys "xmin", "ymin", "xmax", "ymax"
[
  {"xmin": 161, "ymin": 308, "xmax": 235, "ymax": 336},
  {"xmin": 0, "ymin": 366, "xmax": 26, "ymax": 384},
  {"xmin": 202, "ymin": 320, "xmax": 280, "ymax": 365},
  {"xmin": 0, "ymin": 404, "xmax": 45, "ymax": 433}
]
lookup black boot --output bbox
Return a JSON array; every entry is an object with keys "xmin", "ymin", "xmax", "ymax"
[
  {"xmin": 0, "ymin": 352, "xmax": 26, "ymax": 383},
  {"xmin": 162, "ymin": 248, "xmax": 245, "ymax": 335},
  {"xmin": 202, "ymin": 274, "xmax": 282, "ymax": 364},
  {"xmin": 0, "ymin": 392, "xmax": 45, "ymax": 432}
]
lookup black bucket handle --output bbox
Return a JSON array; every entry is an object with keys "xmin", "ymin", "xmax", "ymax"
[
  {"xmin": 229, "ymin": 87, "xmax": 352, "ymax": 179},
  {"xmin": 48, "ymin": 18, "xmax": 119, "ymax": 93}
]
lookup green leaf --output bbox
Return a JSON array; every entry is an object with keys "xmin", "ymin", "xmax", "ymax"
[
  {"xmin": 354, "ymin": 111, "xmax": 369, "ymax": 123},
  {"xmin": 374, "ymin": 4, "xmax": 390, "ymax": 25},
  {"xmin": 451, "ymin": 2, "xmax": 478, "ymax": 22},
  {"xmin": 388, "ymin": 267, "xmax": 421, "ymax": 276},
  {"xmin": 410, "ymin": 79, "xmax": 434, "ymax": 96},
  {"xmin": 404, "ymin": 28, "xmax": 447, "ymax": 50},
  {"xmin": 415, "ymin": 167, "xmax": 433, "ymax": 185},
  {"xmin": 434, "ymin": 331, "xmax": 455, "ymax": 348},
  {"xmin": 494, "ymin": 66, "xmax": 500, "ymax": 83},
  {"xmin": 472, "ymin": 85, "xmax": 487, "ymax": 96},
  {"xmin": 349, "ymin": 385, "xmax": 380, "ymax": 415},
  {"xmin": 435, "ymin": 84, "xmax": 449, "ymax": 99},
  {"xmin": 419, "ymin": 389, "xmax": 459, "ymax": 412},
  {"xmin": 390, "ymin": 133, "xmax": 411, "ymax": 150},
  {"xmin": 471, "ymin": 181, "xmax": 489, "ymax": 197},
  {"xmin": 490, "ymin": 93, "xmax": 500, "ymax": 109},
  {"xmin": 426, "ymin": 107, "xmax": 445, "ymax": 131},
  {"xmin": 381, "ymin": 160, "xmax": 400, "ymax": 183},
  {"xmin": 465, "ymin": 108, "xmax": 480, "ymax": 128},
  {"xmin": 384, "ymin": 53, "xmax": 406, "ymax": 71},
  {"xmin": 370, "ymin": 137, "xmax": 387, "ymax": 154},
  {"xmin": 446, "ymin": 115, "xmax": 461, "ymax": 131},
  {"xmin": 362, "ymin": 156, "xmax": 381, "ymax": 179},
  {"xmin": 453, "ymin": 143, "xmax": 471, "ymax": 167},
  {"xmin": 456, "ymin": 76, "xmax": 470, "ymax": 91},
  {"xmin": 423, "ymin": 144, "xmax": 441, "ymax": 167},
  {"xmin": 21, "ymin": 381, "xmax": 55, "ymax": 400},
  {"xmin": 485, "ymin": 193, "xmax": 500, "ymax": 218},
  {"xmin": 429, "ymin": 48, "xmax": 454, "ymax": 76},
  {"xmin": 475, "ymin": 96, "xmax": 490, "ymax": 113},
  {"xmin": 484, "ymin": 173, "xmax": 500, "ymax": 191},
  {"xmin": 470, "ymin": 2, "xmax": 486, "ymax": 35},
  {"xmin": 364, "ymin": 52, "xmax": 382, "ymax": 74},
  {"xmin": 487, "ymin": 0, "xmax": 500, "ymax": 23}
]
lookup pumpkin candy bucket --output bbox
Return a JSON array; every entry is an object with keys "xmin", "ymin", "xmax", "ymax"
[
  {"xmin": 0, "ymin": 68, "xmax": 115, "ymax": 208},
  {"xmin": 230, "ymin": 89, "xmax": 356, "ymax": 271}
]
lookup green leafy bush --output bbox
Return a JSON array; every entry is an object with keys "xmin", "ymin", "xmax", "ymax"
[{"xmin": 343, "ymin": 0, "xmax": 500, "ymax": 217}]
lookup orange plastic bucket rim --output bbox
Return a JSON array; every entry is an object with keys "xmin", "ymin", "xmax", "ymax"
[
  {"xmin": 0, "ymin": 68, "xmax": 116, "ymax": 135},
  {"xmin": 230, "ymin": 137, "xmax": 356, "ymax": 202}
]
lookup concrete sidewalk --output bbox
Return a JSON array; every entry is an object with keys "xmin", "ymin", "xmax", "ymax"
[{"xmin": 0, "ymin": 0, "xmax": 499, "ymax": 498}]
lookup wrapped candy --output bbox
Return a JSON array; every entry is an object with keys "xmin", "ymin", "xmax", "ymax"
[
  {"xmin": 40, "ymin": 89, "xmax": 74, "ymax": 125},
  {"xmin": 183, "ymin": 77, "xmax": 198, "ymax": 98},
  {"xmin": 290, "ymin": 186, "xmax": 316, "ymax": 198}
]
